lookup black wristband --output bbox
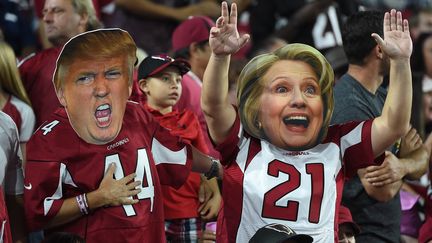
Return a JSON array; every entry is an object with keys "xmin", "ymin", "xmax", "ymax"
[{"xmin": 204, "ymin": 158, "xmax": 219, "ymax": 180}]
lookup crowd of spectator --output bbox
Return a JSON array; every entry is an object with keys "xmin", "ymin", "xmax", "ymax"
[{"xmin": 1, "ymin": 0, "xmax": 432, "ymax": 243}]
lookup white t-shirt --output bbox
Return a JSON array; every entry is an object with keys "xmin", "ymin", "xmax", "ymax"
[
  {"xmin": 0, "ymin": 111, "xmax": 24, "ymax": 242},
  {"xmin": 0, "ymin": 111, "xmax": 24, "ymax": 195}
]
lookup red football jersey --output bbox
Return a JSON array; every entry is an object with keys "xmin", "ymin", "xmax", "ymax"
[
  {"xmin": 215, "ymin": 115, "xmax": 378, "ymax": 243},
  {"xmin": 145, "ymin": 105, "xmax": 208, "ymax": 219},
  {"xmin": 24, "ymin": 102, "xmax": 192, "ymax": 242},
  {"xmin": 145, "ymin": 105, "xmax": 209, "ymax": 154},
  {"xmin": 18, "ymin": 47, "xmax": 62, "ymax": 128}
]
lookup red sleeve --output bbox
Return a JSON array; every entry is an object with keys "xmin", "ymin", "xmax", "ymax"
[
  {"xmin": 338, "ymin": 120, "xmax": 382, "ymax": 178},
  {"xmin": 215, "ymin": 113, "xmax": 241, "ymax": 166},
  {"xmin": 131, "ymin": 103, "xmax": 193, "ymax": 189},
  {"xmin": 24, "ymin": 160, "xmax": 65, "ymax": 231},
  {"xmin": 2, "ymin": 99, "xmax": 22, "ymax": 134},
  {"xmin": 151, "ymin": 121, "xmax": 193, "ymax": 189},
  {"xmin": 18, "ymin": 48, "xmax": 63, "ymax": 127},
  {"xmin": 23, "ymin": 114, "xmax": 72, "ymax": 231},
  {"xmin": 158, "ymin": 110, "xmax": 209, "ymax": 154}
]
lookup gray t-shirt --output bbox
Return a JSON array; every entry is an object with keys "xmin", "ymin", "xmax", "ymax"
[{"xmin": 331, "ymin": 74, "xmax": 401, "ymax": 243}]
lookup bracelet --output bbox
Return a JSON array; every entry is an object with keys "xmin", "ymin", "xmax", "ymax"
[
  {"xmin": 204, "ymin": 158, "xmax": 220, "ymax": 180},
  {"xmin": 83, "ymin": 193, "xmax": 90, "ymax": 211},
  {"xmin": 76, "ymin": 194, "xmax": 89, "ymax": 215}
]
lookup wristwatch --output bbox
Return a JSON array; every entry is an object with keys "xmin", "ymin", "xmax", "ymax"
[{"xmin": 205, "ymin": 157, "xmax": 220, "ymax": 180}]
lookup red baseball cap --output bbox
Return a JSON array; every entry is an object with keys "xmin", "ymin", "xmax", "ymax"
[
  {"xmin": 338, "ymin": 206, "xmax": 361, "ymax": 235},
  {"xmin": 171, "ymin": 16, "xmax": 215, "ymax": 53},
  {"xmin": 138, "ymin": 54, "xmax": 190, "ymax": 79}
]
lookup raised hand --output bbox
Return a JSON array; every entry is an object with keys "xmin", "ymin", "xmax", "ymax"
[
  {"xmin": 209, "ymin": 1, "xmax": 250, "ymax": 57},
  {"xmin": 372, "ymin": 9, "xmax": 412, "ymax": 60}
]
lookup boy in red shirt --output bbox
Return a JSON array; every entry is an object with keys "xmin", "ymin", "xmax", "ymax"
[{"xmin": 138, "ymin": 54, "xmax": 221, "ymax": 242}]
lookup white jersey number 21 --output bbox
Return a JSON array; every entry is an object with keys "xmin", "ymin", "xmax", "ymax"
[{"xmin": 262, "ymin": 160, "xmax": 324, "ymax": 223}]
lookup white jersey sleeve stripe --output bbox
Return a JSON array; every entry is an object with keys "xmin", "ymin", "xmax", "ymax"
[
  {"xmin": 17, "ymin": 53, "xmax": 35, "ymax": 67},
  {"xmin": 340, "ymin": 121, "xmax": 364, "ymax": 159},
  {"xmin": 43, "ymin": 163, "xmax": 77, "ymax": 216},
  {"xmin": 151, "ymin": 138, "xmax": 187, "ymax": 165},
  {"xmin": 237, "ymin": 138, "xmax": 251, "ymax": 173},
  {"xmin": 9, "ymin": 145, "xmax": 24, "ymax": 195},
  {"xmin": 0, "ymin": 220, "xmax": 5, "ymax": 243}
]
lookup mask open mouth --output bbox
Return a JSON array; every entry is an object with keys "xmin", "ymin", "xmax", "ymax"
[
  {"xmin": 283, "ymin": 116, "xmax": 309, "ymax": 128},
  {"xmin": 95, "ymin": 104, "xmax": 111, "ymax": 126}
]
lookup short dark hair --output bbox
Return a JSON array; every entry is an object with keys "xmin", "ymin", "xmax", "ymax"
[{"xmin": 342, "ymin": 10, "xmax": 384, "ymax": 65}]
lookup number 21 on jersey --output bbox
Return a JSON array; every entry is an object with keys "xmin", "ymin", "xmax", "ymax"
[
  {"xmin": 262, "ymin": 160, "xmax": 324, "ymax": 224},
  {"xmin": 105, "ymin": 148, "xmax": 155, "ymax": 216}
]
